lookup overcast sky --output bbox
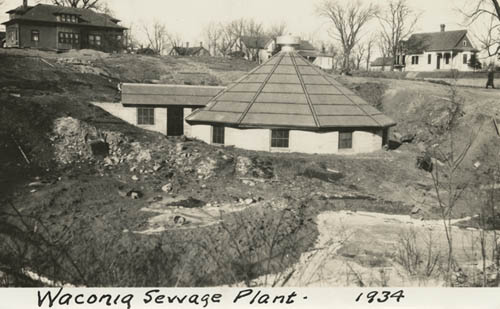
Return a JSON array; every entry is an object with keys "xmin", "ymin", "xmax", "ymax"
[{"xmin": 1, "ymin": 0, "xmax": 476, "ymax": 47}]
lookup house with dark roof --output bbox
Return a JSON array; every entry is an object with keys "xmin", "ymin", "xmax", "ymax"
[
  {"xmin": 186, "ymin": 36, "xmax": 396, "ymax": 154},
  {"xmin": 169, "ymin": 43, "xmax": 211, "ymax": 57},
  {"xmin": 396, "ymin": 24, "xmax": 479, "ymax": 72},
  {"xmin": 370, "ymin": 57, "xmax": 394, "ymax": 71},
  {"xmin": 2, "ymin": 0, "xmax": 126, "ymax": 52}
]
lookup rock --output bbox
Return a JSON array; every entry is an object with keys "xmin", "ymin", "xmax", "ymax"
[
  {"xmin": 136, "ymin": 149, "xmax": 152, "ymax": 163},
  {"xmin": 393, "ymin": 132, "xmax": 403, "ymax": 141},
  {"xmin": 176, "ymin": 143, "xmax": 186, "ymax": 153},
  {"xmin": 197, "ymin": 157, "xmax": 218, "ymax": 179},
  {"xmin": 400, "ymin": 133, "xmax": 416, "ymax": 144},
  {"xmin": 174, "ymin": 215, "xmax": 187, "ymax": 225},
  {"xmin": 411, "ymin": 206, "xmax": 421, "ymax": 214},
  {"xmin": 130, "ymin": 166, "xmax": 137, "ymax": 172},
  {"xmin": 130, "ymin": 192, "xmax": 140, "ymax": 199},
  {"xmin": 416, "ymin": 153, "xmax": 433, "ymax": 172},
  {"xmin": 474, "ymin": 161, "xmax": 481, "ymax": 169},
  {"xmin": 162, "ymin": 183, "xmax": 173, "ymax": 193},
  {"xmin": 103, "ymin": 157, "xmax": 113, "ymax": 166},
  {"xmin": 417, "ymin": 142, "xmax": 427, "ymax": 152},
  {"xmin": 28, "ymin": 181, "xmax": 43, "ymax": 187},
  {"xmin": 201, "ymin": 184, "xmax": 207, "ymax": 189},
  {"xmin": 242, "ymin": 179, "xmax": 256, "ymax": 187},
  {"xmin": 132, "ymin": 175, "xmax": 139, "ymax": 181},
  {"xmin": 236, "ymin": 156, "xmax": 253, "ymax": 176},
  {"xmin": 153, "ymin": 163, "xmax": 164, "ymax": 172},
  {"xmin": 244, "ymin": 198, "xmax": 256, "ymax": 205}
]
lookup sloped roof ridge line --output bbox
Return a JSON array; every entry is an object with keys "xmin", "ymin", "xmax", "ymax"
[
  {"xmin": 290, "ymin": 52, "xmax": 320, "ymax": 128},
  {"xmin": 204, "ymin": 52, "xmax": 283, "ymax": 113},
  {"xmin": 236, "ymin": 53, "xmax": 285, "ymax": 125},
  {"xmin": 186, "ymin": 54, "xmax": 280, "ymax": 121},
  {"xmin": 301, "ymin": 54, "xmax": 383, "ymax": 127}
]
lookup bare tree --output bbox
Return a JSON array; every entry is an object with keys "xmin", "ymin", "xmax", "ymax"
[
  {"xmin": 317, "ymin": 0, "xmax": 379, "ymax": 73},
  {"xmin": 377, "ymin": 33, "xmax": 391, "ymax": 71},
  {"xmin": 204, "ymin": 22, "xmax": 222, "ymax": 57},
  {"xmin": 354, "ymin": 41, "xmax": 366, "ymax": 70},
  {"xmin": 461, "ymin": 0, "xmax": 500, "ymax": 58},
  {"xmin": 376, "ymin": 0, "xmax": 421, "ymax": 71},
  {"xmin": 51, "ymin": 0, "xmax": 102, "ymax": 10},
  {"xmin": 267, "ymin": 21, "xmax": 288, "ymax": 39},
  {"xmin": 365, "ymin": 36, "xmax": 376, "ymax": 71},
  {"xmin": 142, "ymin": 21, "xmax": 169, "ymax": 55}
]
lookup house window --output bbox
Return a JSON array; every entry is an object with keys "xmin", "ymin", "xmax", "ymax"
[
  {"xmin": 71, "ymin": 15, "xmax": 77, "ymax": 23},
  {"xmin": 428, "ymin": 54, "xmax": 432, "ymax": 64},
  {"xmin": 445, "ymin": 54, "xmax": 450, "ymax": 64},
  {"xmin": 463, "ymin": 40, "xmax": 467, "ymax": 47},
  {"xmin": 137, "ymin": 108, "xmax": 155, "ymax": 125},
  {"xmin": 74, "ymin": 33, "xmax": 79, "ymax": 44},
  {"xmin": 31, "ymin": 30, "xmax": 39, "ymax": 42},
  {"xmin": 271, "ymin": 129, "xmax": 289, "ymax": 148},
  {"xmin": 463, "ymin": 54, "xmax": 468, "ymax": 64},
  {"xmin": 338, "ymin": 131, "xmax": 353, "ymax": 149},
  {"xmin": 95, "ymin": 35, "xmax": 102, "ymax": 46},
  {"xmin": 411, "ymin": 56, "xmax": 419, "ymax": 65},
  {"xmin": 212, "ymin": 126, "xmax": 225, "ymax": 144}
]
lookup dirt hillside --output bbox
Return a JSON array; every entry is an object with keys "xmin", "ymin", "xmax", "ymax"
[{"xmin": 1, "ymin": 49, "xmax": 498, "ymax": 287}]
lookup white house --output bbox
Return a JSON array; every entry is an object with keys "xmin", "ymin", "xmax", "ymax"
[{"xmin": 396, "ymin": 25, "xmax": 479, "ymax": 72}]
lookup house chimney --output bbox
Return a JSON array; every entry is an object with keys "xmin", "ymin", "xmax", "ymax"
[
  {"xmin": 23, "ymin": 0, "xmax": 28, "ymax": 7},
  {"xmin": 440, "ymin": 24, "xmax": 446, "ymax": 32},
  {"xmin": 200, "ymin": 41, "xmax": 203, "ymax": 47},
  {"xmin": 186, "ymin": 42, "xmax": 189, "ymax": 48}
]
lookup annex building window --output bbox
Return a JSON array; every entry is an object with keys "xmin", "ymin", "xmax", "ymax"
[
  {"xmin": 428, "ymin": 54, "xmax": 432, "ymax": 64},
  {"xmin": 271, "ymin": 129, "xmax": 289, "ymax": 148},
  {"xmin": 212, "ymin": 126, "xmax": 225, "ymax": 145},
  {"xmin": 411, "ymin": 56, "xmax": 419, "ymax": 65},
  {"xmin": 463, "ymin": 54, "xmax": 468, "ymax": 64},
  {"xmin": 31, "ymin": 30, "xmax": 39, "ymax": 42},
  {"xmin": 137, "ymin": 108, "xmax": 155, "ymax": 125},
  {"xmin": 445, "ymin": 54, "xmax": 450, "ymax": 64},
  {"xmin": 338, "ymin": 131, "xmax": 353, "ymax": 149}
]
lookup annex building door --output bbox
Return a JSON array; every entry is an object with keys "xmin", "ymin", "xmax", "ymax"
[{"xmin": 167, "ymin": 107, "xmax": 184, "ymax": 136}]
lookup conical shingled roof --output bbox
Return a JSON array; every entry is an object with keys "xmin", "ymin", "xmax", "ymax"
[{"xmin": 186, "ymin": 51, "xmax": 396, "ymax": 129}]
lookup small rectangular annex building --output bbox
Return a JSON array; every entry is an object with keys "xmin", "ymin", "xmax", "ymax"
[{"xmin": 93, "ymin": 84, "xmax": 225, "ymax": 137}]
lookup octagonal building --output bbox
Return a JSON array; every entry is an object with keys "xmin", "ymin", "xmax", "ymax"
[{"xmin": 186, "ymin": 36, "xmax": 396, "ymax": 154}]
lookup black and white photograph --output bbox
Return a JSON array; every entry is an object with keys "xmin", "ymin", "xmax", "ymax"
[{"xmin": 0, "ymin": 0, "xmax": 500, "ymax": 300}]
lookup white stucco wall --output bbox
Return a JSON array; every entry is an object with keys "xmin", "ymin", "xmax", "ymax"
[
  {"xmin": 190, "ymin": 125, "xmax": 383, "ymax": 154},
  {"xmin": 226, "ymin": 127, "xmax": 271, "ymax": 152},
  {"xmin": 92, "ymin": 103, "xmax": 196, "ymax": 137},
  {"xmin": 191, "ymin": 124, "xmax": 212, "ymax": 144}
]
